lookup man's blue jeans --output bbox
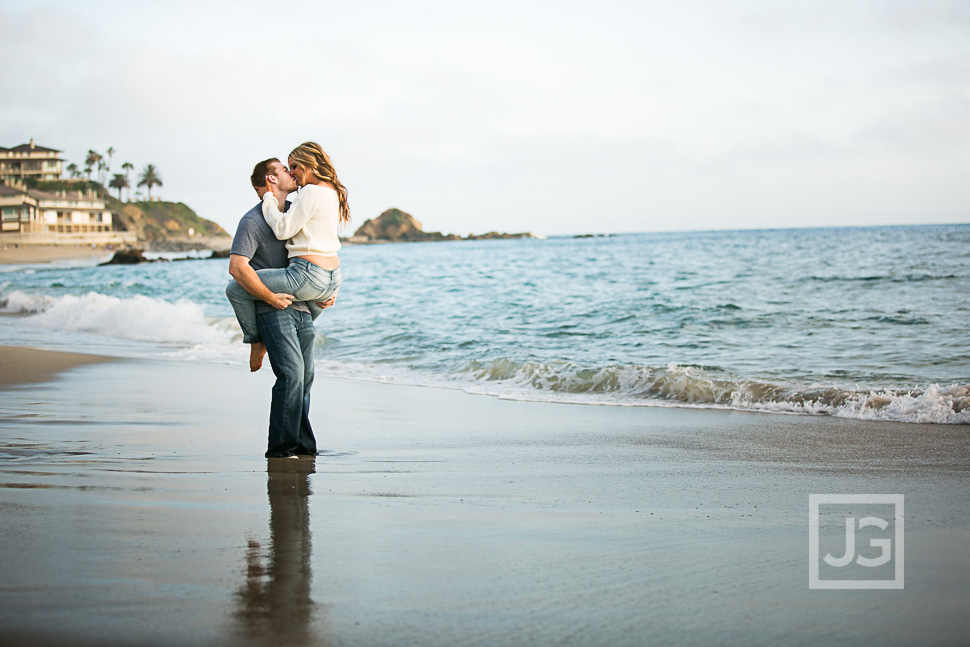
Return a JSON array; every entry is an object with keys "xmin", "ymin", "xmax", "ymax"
[{"xmin": 257, "ymin": 308, "xmax": 317, "ymax": 457}]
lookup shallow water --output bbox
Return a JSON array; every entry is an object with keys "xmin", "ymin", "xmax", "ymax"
[{"xmin": 1, "ymin": 224, "xmax": 968, "ymax": 422}]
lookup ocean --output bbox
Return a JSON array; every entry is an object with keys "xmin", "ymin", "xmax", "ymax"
[{"xmin": 1, "ymin": 224, "xmax": 968, "ymax": 424}]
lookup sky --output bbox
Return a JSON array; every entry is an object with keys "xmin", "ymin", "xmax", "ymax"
[{"xmin": 1, "ymin": 0, "xmax": 968, "ymax": 237}]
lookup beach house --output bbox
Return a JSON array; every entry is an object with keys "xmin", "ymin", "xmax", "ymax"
[{"xmin": 0, "ymin": 140, "xmax": 63, "ymax": 182}]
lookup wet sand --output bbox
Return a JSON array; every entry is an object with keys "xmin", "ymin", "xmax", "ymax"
[
  {"xmin": 0, "ymin": 348, "xmax": 967, "ymax": 646},
  {"xmin": 0, "ymin": 245, "xmax": 112, "ymax": 265},
  {"xmin": 0, "ymin": 346, "xmax": 113, "ymax": 389}
]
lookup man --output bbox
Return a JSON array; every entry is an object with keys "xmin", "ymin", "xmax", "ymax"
[{"xmin": 228, "ymin": 158, "xmax": 332, "ymax": 458}]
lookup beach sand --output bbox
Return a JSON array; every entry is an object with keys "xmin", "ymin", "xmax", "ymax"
[
  {"xmin": 0, "ymin": 346, "xmax": 967, "ymax": 646},
  {"xmin": 0, "ymin": 244, "xmax": 113, "ymax": 265},
  {"xmin": 0, "ymin": 346, "xmax": 112, "ymax": 389}
]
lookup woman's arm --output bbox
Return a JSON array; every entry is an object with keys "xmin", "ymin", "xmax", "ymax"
[{"xmin": 262, "ymin": 189, "xmax": 316, "ymax": 240}]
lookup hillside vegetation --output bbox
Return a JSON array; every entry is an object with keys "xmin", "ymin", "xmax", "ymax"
[{"xmin": 104, "ymin": 195, "xmax": 229, "ymax": 243}]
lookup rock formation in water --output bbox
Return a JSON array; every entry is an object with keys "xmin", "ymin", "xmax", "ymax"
[{"xmin": 351, "ymin": 208, "xmax": 534, "ymax": 243}]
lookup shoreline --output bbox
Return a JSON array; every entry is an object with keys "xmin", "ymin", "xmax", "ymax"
[
  {"xmin": 0, "ymin": 244, "xmax": 114, "ymax": 265},
  {"xmin": 0, "ymin": 339, "xmax": 964, "ymax": 425}
]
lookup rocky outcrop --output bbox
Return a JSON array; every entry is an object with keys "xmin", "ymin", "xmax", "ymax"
[
  {"xmin": 352, "ymin": 209, "xmax": 461, "ymax": 243},
  {"xmin": 466, "ymin": 231, "xmax": 536, "ymax": 240},
  {"xmin": 97, "ymin": 247, "xmax": 234, "ymax": 265},
  {"xmin": 352, "ymin": 208, "xmax": 534, "ymax": 243},
  {"xmin": 98, "ymin": 249, "xmax": 155, "ymax": 265}
]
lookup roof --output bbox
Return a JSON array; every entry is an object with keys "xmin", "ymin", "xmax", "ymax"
[
  {"xmin": 25, "ymin": 188, "xmax": 105, "ymax": 205},
  {"xmin": 26, "ymin": 189, "xmax": 58, "ymax": 200},
  {"xmin": 0, "ymin": 185, "xmax": 26, "ymax": 197},
  {"xmin": 7, "ymin": 143, "xmax": 61, "ymax": 154}
]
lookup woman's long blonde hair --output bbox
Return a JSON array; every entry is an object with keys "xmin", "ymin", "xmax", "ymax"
[{"xmin": 289, "ymin": 142, "xmax": 350, "ymax": 223}]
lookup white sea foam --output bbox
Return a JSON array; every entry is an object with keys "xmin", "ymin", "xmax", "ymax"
[
  {"xmin": 0, "ymin": 290, "xmax": 239, "ymax": 349},
  {"xmin": 455, "ymin": 358, "xmax": 970, "ymax": 424},
  {"xmin": 831, "ymin": 384, "xmax": 969, "ymax": 424}
]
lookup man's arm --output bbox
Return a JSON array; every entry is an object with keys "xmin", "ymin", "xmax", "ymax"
[
  {"xmin": 315, "ymin": 288, "xmax": 339, "ymax": 309},
  {"xmin": 229, "ymin": 254, "xmax": 294, "ymax": 310}
]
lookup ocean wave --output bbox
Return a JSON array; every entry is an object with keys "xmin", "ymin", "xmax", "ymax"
[
  {"xmin": 809, "ymin": 273, "xmax": 963, "ymax": 284},
  {"xmin": 0, "ymin": 289, "xmax": 239, "ymax": 348},
  {"xmin": 458, "ymin": 359, "xmax": 970, "ymax": 424},
  {"xmin": 866, "ymin": 315, "xmax": 931, "ymax": 325}
]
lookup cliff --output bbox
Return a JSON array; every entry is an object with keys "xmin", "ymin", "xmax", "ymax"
[
  {"xmin": 351, "ymin": 208, "xmax": 534, "ymax": 243},
  {"xmin": 105, "ymin": 196, "xmax": 231, "ymax": 250}
]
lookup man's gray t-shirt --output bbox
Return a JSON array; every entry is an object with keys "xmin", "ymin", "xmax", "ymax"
[{"xmin": 230, "ymin": 202, "xmax": 309, "ymax": 315}]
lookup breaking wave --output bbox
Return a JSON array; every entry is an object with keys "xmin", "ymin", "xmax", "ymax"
[
  {"xmin": 457, "ymin": 359, "xmax": 970, "ymax": 424},
  {"xmin": 0, "ymin": 290, "xmax": 239, "ymax": 350}
]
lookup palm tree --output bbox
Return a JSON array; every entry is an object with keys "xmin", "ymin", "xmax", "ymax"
[
  {"xmin": 84, "ymin": 150, "xmax": 100, "ymax": 186},
  {"xmin": 106, "ymin": 147, "xmax": 115, "ymax": 171},
  {"xmin": 109, "ymin": 174, "xmax": 129, "ymax": 201},
  {"xmin": 137, "ymin": 164, "xmax": 163, "ymax": 200},
  {"xmin": 66, "ymin": 163, "xmax": 79, "ymax": 179},
  {"xmin": 121, "ymin": 162, "xmax": 134, "ymax": 201},
  {"xmin": 96, "ymin": 160, "xmax": 108, "ymax": 197}
]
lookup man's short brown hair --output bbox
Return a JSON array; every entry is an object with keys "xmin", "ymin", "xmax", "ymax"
[{"xmin": 250, "ymin": 158, "xmax": 280, "ymax": 190}]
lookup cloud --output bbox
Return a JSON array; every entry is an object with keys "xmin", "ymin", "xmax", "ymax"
[{"xmin": 1, "ymin": 0, "xmax": 967, "ymax": 236}]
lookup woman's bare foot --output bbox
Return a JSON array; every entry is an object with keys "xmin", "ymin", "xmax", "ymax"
[{"xmin": 250, "ymin": 342, "xmax": 267, "ymax": 372}]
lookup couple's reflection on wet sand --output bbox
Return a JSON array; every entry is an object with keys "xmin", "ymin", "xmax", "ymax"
[{"xmin": 234, "ymin": 457, "xmax": 320, "ymax": 646}]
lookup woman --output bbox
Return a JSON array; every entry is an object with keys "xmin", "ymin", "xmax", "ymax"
[{"xmin": 226, "ymin": 142, "xmax": 349, "ymax": 357}]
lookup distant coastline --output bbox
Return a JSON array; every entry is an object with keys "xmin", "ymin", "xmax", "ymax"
[{"xmin": 3, "ymin": 140, "xmax": 536, "ymax": 254}]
